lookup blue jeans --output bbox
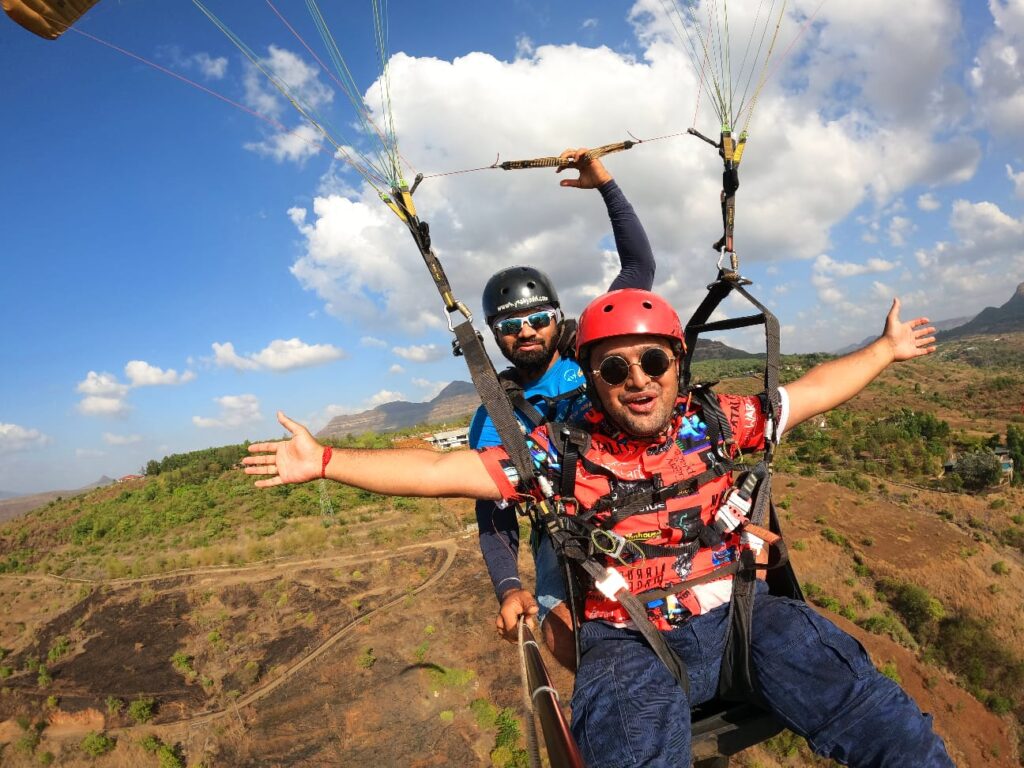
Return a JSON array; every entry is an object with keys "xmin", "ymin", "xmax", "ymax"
[
  {"xmin": 569, "ymin": 583, "xmax": 953, "ymax": 767},
  {"xmin": 533, "ymin": 531, "xmax": 567, "ymax": 625}
]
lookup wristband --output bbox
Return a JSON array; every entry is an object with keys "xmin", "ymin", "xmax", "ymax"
[{"xmin": 321, "ymin": 446, "xmax": 333, "ymax": 479}]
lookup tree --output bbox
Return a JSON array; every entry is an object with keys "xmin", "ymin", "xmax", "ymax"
[{"xmin": 953, "ymin": 450, "xmax": 1002, "ymax": 491}]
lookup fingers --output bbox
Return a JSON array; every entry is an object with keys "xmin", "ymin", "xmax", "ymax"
[
  {"xmin": 254, "ymin": 476, "xmax": 283, "ymax": 489},
  {"xmin": 559, "ymin": 178, "xmax": 581, "ymax": 188},
  {"xmin": 246, "ymin": 441, "xmax": 279, "ymax": 455}
]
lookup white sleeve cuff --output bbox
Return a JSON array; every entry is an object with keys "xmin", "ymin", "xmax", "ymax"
[{"xmin": 776, "ymin": 386, "xmax": 791, "ymax": 440}]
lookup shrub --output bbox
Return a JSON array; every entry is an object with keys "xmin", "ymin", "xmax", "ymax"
[
  {"xmin": 356, "ymin": 648, "xmax": 376, "ymax": 670},
  {"xmin": 105, "ymin": 696, "xmax": 124, "ymax": 716},
  {"xmin": 157, "ymin": 744, "xmax": 185, "ymax": 768},
  {"xmin": 47, "ymin": 636, "xmax": 70, "ymax": 663},
  {"xmin": 127, "ymin": 697, "xmax": 156, "ymax": 724},
  {"xmin": 953, "ymin": 451, "xmax": 1002, "ymax": 491},
  {"xmin": 991, "ymin": 561, "xmax": 1010, "ymax": 576},
  {"xmin": 141, "ymin": 735, "xmax": 163, "ymax": 753},
  {"xmin": 81, "ymin": 732, "xmax": 116, "ymax": 757},
  {"xmin": 878, "ymin": 661, "xmax": 901, "ymax": 683}
]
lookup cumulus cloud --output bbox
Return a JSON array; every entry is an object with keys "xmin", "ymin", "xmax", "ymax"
[
  {"xmin": 360, "ymin": 336, "xmax": 388, "ymax": 348},
  {"xmin": 392, "ymin": 344, "xmax": 444, "ymax": 363},
  {"xmin": 102, "ymin": 432, "xmax": 143, "ymax": 446},
  {"xmin": 913, "ymin": 198, "xmax": 1024, "ymax": 311},
  {"xmin": 917, "ymin": 193, "xmax": 942, "ymax": 211},
  {"xmin": 280, "ymin": 2, "xmax": 982, "ymax": 350},
  {"xmin": 367, "ymin": 389, "xmax": 404, "ymax": 407},
  {"xmin": 582, "ymin": 18, "xmax": 599, "ymax": 30},
  {"xmin": 969, "ymin": 0, "xmax": 1024, "ymax": 146},
  {"xmin": 412, "ymin": 378, "xmax": 449, "ymax": 400},
  {"xmin": 241, "ymin": 46, "xmax": 334, "ymax": 165},
  {"xmin": 814, "ymin": 254, "xmax": 898, "ymax": 278},
  {"xmin": 76, "ymin": 372, "xmax": 130, "ymax": 416},
  {"xmin": 888, "ymin": 216, "xmax": 915, "ymax": 247},
  {"xmin": 388, "ymin": 364, "xmax": 405, "ymax": 374},
  {"xmin": 161, "ymin": 46, "xmax": 228, "ymax": 80},
  {"xmin": 193, "ymin": 394, "xmax": 263, "ymax": 429},
  {"xmin": 1008, "ymin": 163, "xmax": 1024, "ymax": 198},
  {"xmin": 125, "ymin": 360, "xmax": 195, "ymax": 387},
  {"xmin": 0, "ymin": 423, "xmax": 49, "ymax": 454},
  {"xmin": 212, "ymin": 339, "xmax": 344, "ymax": 372}
]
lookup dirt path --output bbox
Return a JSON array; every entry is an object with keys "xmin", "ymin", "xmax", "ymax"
[{"xmin": 105, "ymin": 538, "xmax": 458, "ymax": 736}]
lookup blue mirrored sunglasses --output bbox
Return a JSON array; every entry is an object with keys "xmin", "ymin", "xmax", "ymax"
[{"xmin": 493, "ymin": 309, "xmax": 559, "ymax": 336}]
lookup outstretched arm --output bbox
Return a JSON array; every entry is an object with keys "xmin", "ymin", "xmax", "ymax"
[
  {"xmin": 784, "ymin": 298, "xmax": 936, "ymax": 429},
  {"xmin": 555, "ymin": 147, "xmax": 656, "ymax": 292},
  {"xmin": 243, "ymin": 411, "xmax": 503, "ymax": 500}
]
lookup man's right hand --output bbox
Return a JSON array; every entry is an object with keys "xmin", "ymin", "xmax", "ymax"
[
  {"xmin": 556, "ymin": 146, "xmax": 613, "ymax": 189},
  {"xmin": 496, "ymin": 588, "xmax": 539, "ymax": 639}
]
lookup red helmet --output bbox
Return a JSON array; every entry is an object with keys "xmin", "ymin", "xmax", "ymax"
[{"xmin": 575, "ymin": 289, "xmax": 685, "ymax": 362}]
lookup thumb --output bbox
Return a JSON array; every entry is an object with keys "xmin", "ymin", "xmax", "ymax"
[
  {"xmin": 277, "ymin": 411, "xmax": 304, "ymax": 436},
  {"xmin": 560, "ymin": 179, "xmax": 580, "ymax": 188}
]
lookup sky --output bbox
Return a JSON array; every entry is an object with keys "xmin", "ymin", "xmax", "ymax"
[{"xmin": 1, "ymin": 0, "xmax": 1023, "ymax": 494}]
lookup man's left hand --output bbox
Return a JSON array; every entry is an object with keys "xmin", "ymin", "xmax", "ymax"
[
  {"xmin": 556, "ymin": 146, "xmax": 613, "ymax": 189},
  {"xmin": 883, "ymin": 298, "xmax": 937, "ymax": 362}
]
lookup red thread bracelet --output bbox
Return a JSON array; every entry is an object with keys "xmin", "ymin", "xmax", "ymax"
[{"xmin": 321, "ymin": 446, "xmax": 333, "ymax": 479}]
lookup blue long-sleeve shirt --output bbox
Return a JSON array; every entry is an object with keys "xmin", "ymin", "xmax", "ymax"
[{"xmin": 471, "ymin": 178, "xmax": 655, "ymax": 601}]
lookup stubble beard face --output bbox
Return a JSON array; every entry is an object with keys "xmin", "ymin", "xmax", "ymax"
[
  {"xmin": 499, "ymin": 332, "xmax": 559, "ymax": 381},
  {"xmin": 604, "ymin": 383, "xmax": 676, "ymax": 437}
]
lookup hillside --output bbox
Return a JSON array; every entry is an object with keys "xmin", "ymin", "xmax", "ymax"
[
  {"xmin": 938, "ymin": 281, "xmax": 1024, "ymax": 340},
  {"xmin": 317, "ymin": 380, "xmax": 479, "ymax": 440},
  {"xmin": 0, "ymin": 339, "xmax": 1021, "ymax": 765}
]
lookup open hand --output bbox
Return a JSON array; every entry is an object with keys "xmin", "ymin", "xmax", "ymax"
[
  {"xmin": 883, "ymin": 298, "xmax": 937, "ymax": 362},
  {"xmin": 242, "ymin": 411, "xmax": 324, "ymax": 488},
  {"xmin": 556, "ymin": 146, "xmax": 613, "ymax": 189}
]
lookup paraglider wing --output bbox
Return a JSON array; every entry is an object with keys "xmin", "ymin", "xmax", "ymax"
[{"xmin": 2, "ymin": 0, "xmax": 101, "ymax": 40}]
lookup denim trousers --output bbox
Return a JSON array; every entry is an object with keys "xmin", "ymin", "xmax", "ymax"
[{"xmin": 569, "ymin": 583, "xmax": 954, "ymax": 767}]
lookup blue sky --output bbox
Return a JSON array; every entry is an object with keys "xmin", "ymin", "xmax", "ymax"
[{"xmin": 2, "ymin": 0, "xmax": 1022, "ymax": 493}]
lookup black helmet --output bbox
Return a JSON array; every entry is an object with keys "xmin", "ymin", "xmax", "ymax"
[{"xmin": 482, "ymin": 266, "xmax": 560, "ymax": 325}]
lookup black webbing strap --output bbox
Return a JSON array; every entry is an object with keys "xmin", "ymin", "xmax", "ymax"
[
  {"xmin": 454, "ymin": 321, "xmax": 536, "ymax": 485},
  {"xmin": 587, "ymin": 461, "xmax": 733, "ymax": 526}
]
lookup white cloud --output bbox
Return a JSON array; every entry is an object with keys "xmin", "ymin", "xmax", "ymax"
[
  {"xmin": 814, "ymin": 254, "xmax": 897, "ymax": 278},
  {"xmin": 515, "ymin": 35, "xmax": 535, "ymax": 58},
  {"xmin": 0, "ymin": 423, "xmax": 49, "ymax": 454},
  {"xmin": 917, "ymin": 193, "xmax": 942, "ymax": 211},
  {"xmin": 412, "ymin": 378, "xmax": 449, "ymax": 400},
  {"xmin": 161, "ymin": 46, "xmax": 228, "ymax": 80},
  {"xmin": 102, "ymin": 432, "xmax": 143, "ymax": 446},
  {"xmin": 911, "ymin": 198, "xmax": 1024, "ymax": 312},
  {"xmin": 888, "ymin": 216, "xmax": 915, "ymax": 247},
  {"xmin": 193, "ymin": 394, "xmax": 263, "ymax": 429},
  {"xmin": 212, "ymin": 342, "xmax": 261, "ymax": 371},
  {"xmin": 125, "ymin": 360, "xmax": 195, "ymax": 387},
  {"xmin": 392, "ymin": 344, "xmax": 444, "ymax": 363},
  {"xmin": 212, "ymin": 339, "xmax": 344, "ymax": 372},
  {"xmin": 360, "ymin": 336, "xmax": 388, "ymax": 348},
  {"xmin": 367, "ymin": 389, "xmax": 404, "ymax": 407},
  {"xmin": 388, "ymin": 364, "xmax": 405, "ymax": 374},
  {"xmin": 241, "ymin": 46, "xmax": 334, "ymax": 165},
  {"xmin": 76, "ymin": 371, "xmax": 128, "ymax": 398},
  {"xmin": 969, "ymin": 0, "xmax": 1024, "ymax": 146},
  {"xmin": 582, "ymin": 18, "xmax": 599, "ymax": 29},
  {"xmin": 1008, "ymin": 163, "xmax": 1024, "ymax": 198},
  {"xmin": 244, "ymin": 123, "xmax": 322, "ymax": 165},
  {"xmin": 76, "ymin": 372, "xmax": 130, "ymax": 416},
  {"xmin": 283, "ymin": 8, "xmax": 981, "ymax": 345}
]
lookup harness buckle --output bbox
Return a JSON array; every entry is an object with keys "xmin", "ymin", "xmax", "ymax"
[{"xmin": 591, "ymin": 528, "xmax": 645, "ymax": 565}]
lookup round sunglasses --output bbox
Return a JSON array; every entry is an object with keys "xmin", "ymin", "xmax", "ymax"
[
  {"xmin": 493, "ymin": 309, "xmax": 558, "ymax": 336},
  {"xmin": 592, "ymin": 347, "xmax": 675, "ymax": 386}
]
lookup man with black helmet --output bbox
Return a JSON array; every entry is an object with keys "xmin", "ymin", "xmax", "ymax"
[
  {"xmin": 471, "ymin": 148, "xmax": 656, "ymax": 668},
  {"xmin": 243, "ymin": 288, "xmax": 951, "ymax": 768}
]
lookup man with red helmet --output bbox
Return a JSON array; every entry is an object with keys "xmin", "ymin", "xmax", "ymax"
[{"xmin": 243, "ymin": 289, "xmax": 952, "ymax": 767}]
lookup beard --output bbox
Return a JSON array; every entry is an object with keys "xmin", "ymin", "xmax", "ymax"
[{"xmin": 501, "ymin": 334, "xmax": 559, "ymax": 381}]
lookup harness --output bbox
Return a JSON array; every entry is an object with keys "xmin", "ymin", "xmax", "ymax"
[{"xmin": 525, "ymin": 272, "xmax": 803, "ymax": 703}]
